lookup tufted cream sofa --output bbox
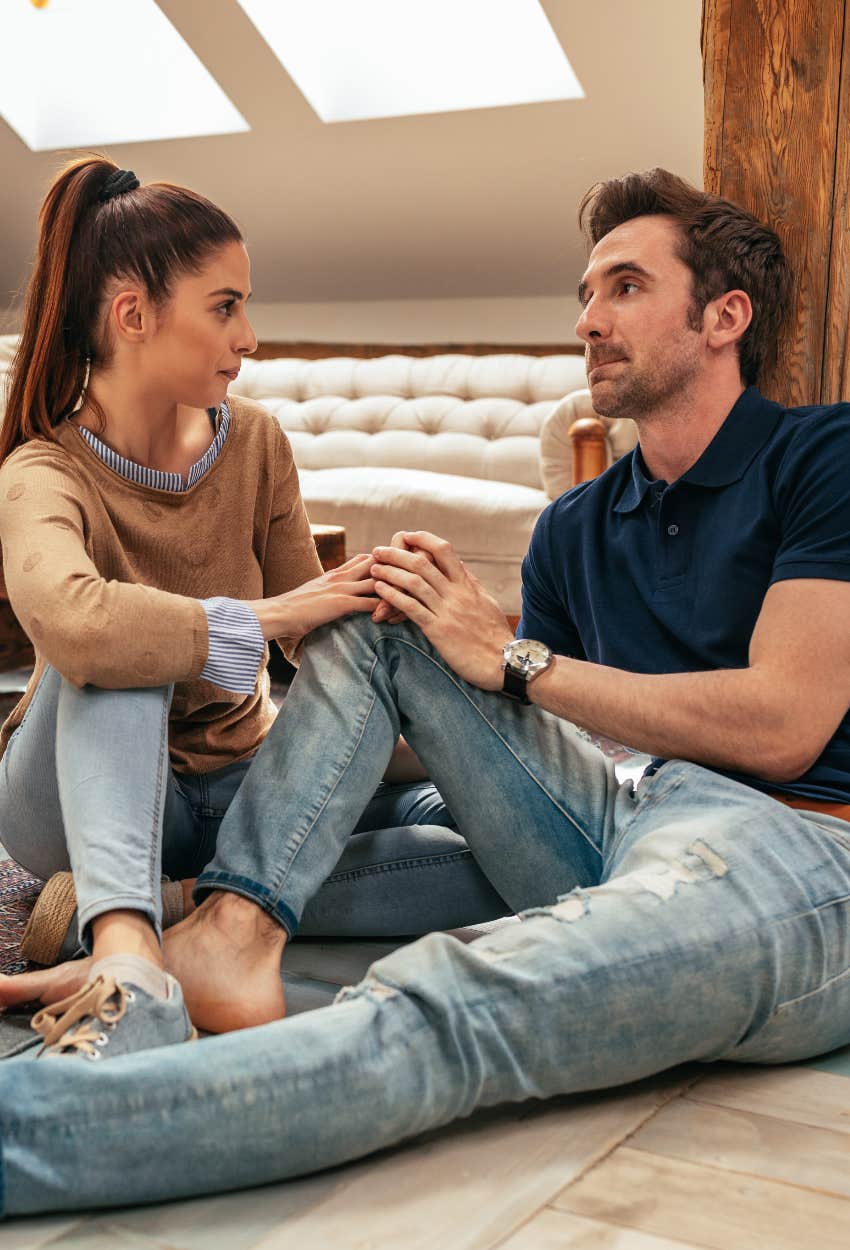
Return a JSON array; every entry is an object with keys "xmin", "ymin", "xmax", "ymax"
[{"xmin": 0, "ymin": 338, "xmax": 637, "ymax": 614}]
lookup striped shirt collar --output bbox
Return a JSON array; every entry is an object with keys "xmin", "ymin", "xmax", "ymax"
[{"xmin": 72, "ymin": 402, "xmax": 231, "ymax": 493}]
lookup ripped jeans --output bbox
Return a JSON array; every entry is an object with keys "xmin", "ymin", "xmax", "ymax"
[{"xmin": 3, "ymin": 614, "xmax": 850, "ymax": 1216}]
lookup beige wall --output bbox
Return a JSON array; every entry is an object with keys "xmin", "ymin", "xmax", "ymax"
[
  {"xmin": 2, "ymin": 294, "xmax": 585, "ymax": 347},
  {"xmin": 246, "ymin": 295, "xmax": 584, "ymax": 345}
]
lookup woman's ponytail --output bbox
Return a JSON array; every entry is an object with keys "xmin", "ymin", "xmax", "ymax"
[{"xmin": 0, "ymin": 157, "xmax": 117, "ymax": 465}]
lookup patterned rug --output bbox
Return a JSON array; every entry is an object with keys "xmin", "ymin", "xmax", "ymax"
[{"xmin": 0, "ymin": 859, "xmax": 40, "ymax": 975}]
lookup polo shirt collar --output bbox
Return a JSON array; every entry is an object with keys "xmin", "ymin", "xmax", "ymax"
[
  {"xmin": 613, "ymin": 450, "xmax": 655, "ymax": 513},
  {"xmin": 613, "ymin": 386, "xmax": 783, "ymax": 513},
  {"xmin": 682, "ymin": 386, "xmax": 783, "ymax": 487}
]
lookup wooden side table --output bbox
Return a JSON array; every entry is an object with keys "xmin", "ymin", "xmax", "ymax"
[
  {"xmin": 0, "ymin": 585, "xmax": 33, "ymax": 673},
  {"xmin": 269, "ymin": 524, "xmax": 346, "ymax": 684},
  {"xmin": 310, "ymin": 523, "xmax": 346, "ymax": 571}
]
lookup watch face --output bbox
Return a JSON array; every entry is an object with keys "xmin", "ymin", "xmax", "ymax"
[
  {"xmin": 505, "ymin": 638, "xmax": 552, "ymax": 675},
  {"xmin": 514, "ymin": 640, "xmax": 549, "ymax": 666}
]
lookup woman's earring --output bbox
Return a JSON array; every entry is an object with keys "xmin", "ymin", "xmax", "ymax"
[{"xmin": 70, "ymin": 355, "xmax": 91, "ymax": 415}]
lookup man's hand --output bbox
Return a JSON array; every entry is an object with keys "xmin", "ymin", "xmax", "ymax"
[
  {"xmin": 370, "ymin": 530, "xmax": 514, "ymax": 689},
  {"xmin": 371, "ymin": 531, "xmax": 419, "ymax": 625}
]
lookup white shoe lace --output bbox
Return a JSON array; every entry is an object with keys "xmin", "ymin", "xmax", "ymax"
[{"xmin": 31, "ymin": 975, "xmax": 135, "ymax": 1060}]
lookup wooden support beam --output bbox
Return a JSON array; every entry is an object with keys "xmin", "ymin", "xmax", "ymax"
[
  {"xmin": 824, "ymin": 7, "xmax": 850, "ymax": 401},
  {"xmin": 702, "ymin": 0, "xmax": 850, "ymax": 405}
]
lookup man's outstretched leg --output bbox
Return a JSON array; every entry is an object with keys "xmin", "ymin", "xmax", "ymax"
[{"xmin": 3, "ymin": 769, "xmax": 849, "ymax": 1216}]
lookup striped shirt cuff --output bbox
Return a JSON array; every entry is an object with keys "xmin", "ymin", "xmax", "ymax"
[{"xmin": 199, "ymin": 598, "xmax": 265, "ymax": 695}]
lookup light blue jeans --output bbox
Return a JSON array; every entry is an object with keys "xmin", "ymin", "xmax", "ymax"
[
  {"xmin": 0, "ymin": 664, "xmax": 507, "ymax": 951},
  {"xmin": 2, "ymin": 615, "xmax": 850, "ymax": 1217}
]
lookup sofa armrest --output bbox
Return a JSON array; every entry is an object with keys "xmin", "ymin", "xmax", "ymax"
[
  {"xmin": 0, "ymin": 334, "xmax": 19, "ymax": 426},
  {"xmin": 539, "ymin": 389, "xmax": 598, "ymax": 498},
  {"xmin": 539, "ymin": 388, "xmax": 638, "ymax": 499}
]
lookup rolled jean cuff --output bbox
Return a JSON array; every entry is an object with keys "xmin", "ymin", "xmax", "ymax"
[
  {"xmin": 78, "ymin": 894, "xmax": 161, "ymax": 954},
  {"xmin": 193, "ymin": 870, "xmax": 299, "ymax": 939}
]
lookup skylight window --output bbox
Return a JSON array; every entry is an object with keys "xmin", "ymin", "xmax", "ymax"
[
  {"xmin": 0, "ymin": 0, "xmax": 248, "ymax": 151},
  {"xmin": 236, "ymin": 0, "xmax": 584, "ymax": 123}
]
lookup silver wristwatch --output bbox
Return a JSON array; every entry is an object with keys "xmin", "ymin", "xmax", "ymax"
[{"xmin": 501, "ymin": 638, "xmax": 554, "ymax": 704}]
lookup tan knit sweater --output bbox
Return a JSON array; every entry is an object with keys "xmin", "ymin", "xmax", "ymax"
[{"xmin": 0, "ymin": 394, "xmax": 322, "ymax": 772}]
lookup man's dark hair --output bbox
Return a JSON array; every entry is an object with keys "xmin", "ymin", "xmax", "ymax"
[{"xmin": 578, "ymin": 168, "xmax": 791, "ymax": 387}]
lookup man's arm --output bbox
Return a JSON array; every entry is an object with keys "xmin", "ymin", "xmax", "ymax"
[
  {"xmin": 529, "ymin": 577, "xmax": 850, "ymax": 782},
  {"xmin": 370, "ymin": 533, "xmax": 850, "ymax": 785}
]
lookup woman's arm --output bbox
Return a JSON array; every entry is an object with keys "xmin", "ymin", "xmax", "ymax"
[{"xmin": 0, "ymin": 449, "xmax": 209, "ymax": 689}]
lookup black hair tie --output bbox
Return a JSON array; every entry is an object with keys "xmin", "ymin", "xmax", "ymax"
[{"xmin": 98, "ymin": 169, "xmax": 140, "ymax": 203}]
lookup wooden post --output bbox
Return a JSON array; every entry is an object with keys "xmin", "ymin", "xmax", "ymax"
[
  {"xmin": 702, "ymin": 0, "xmax": 850, "ymax": 405},
  {"xmin": 569, "ymin": 417, "xmax": 608, "ymax": 485}
]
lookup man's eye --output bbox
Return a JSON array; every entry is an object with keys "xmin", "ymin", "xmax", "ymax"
[
  {"xmin": 217, "ymin": 302, "xmax": 234, "ymax": 316},
  {"xmin": 620, "ymin": 282, "xmax": 639, "ymax": 296}
]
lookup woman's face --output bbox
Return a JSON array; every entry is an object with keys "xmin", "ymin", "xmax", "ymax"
[{"xmin": 145, "ymin": 240, "xmax": 258, "ymax": 410}]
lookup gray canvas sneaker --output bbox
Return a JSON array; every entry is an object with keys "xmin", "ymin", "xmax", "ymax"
[{"xmin": 29, "ymin": 973, "xmax": 196, "ymax": 1061}]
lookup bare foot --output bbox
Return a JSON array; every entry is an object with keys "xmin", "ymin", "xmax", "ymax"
[
  {"xmin": 0, "ymin": 956, "xmax": 93, "ymax": 1010},
  {"xmin": 163, "ymin": 891, "xmax": 286, "ymax": 1033},
  {"xmin": 181, "ymin": 877, "xmax": 197, "ymax": 917}
]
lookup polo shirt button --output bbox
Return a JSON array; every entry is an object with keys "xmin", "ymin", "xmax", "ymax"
[{"xmin": 667, "ymin": 523, "xmax": 679, "ymax": 536}]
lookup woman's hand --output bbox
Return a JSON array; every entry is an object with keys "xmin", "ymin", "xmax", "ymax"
[{"xmin": 247, "ymin": 553, "xmax": 381, "ymax": 641}]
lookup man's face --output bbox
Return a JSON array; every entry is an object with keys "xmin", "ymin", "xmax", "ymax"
[{"xmin": 575, "ymin": 215, "xmax": 706, "ymax": 421}]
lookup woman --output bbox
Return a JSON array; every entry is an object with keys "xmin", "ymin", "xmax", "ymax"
[{"xmin": 0, "ymin": 157, "xmax": 505, "ymax": 1060}]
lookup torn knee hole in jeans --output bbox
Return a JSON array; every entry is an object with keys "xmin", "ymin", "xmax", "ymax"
[
  {"xmin": 530, "ymin": 839, "xmax": 730, "ymax": 922},
  {"xmin": 334, "ymin": 977, "xmax": 400, "ymax": 1005}
]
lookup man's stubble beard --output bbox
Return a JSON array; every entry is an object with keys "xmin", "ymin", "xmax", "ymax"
[{"xmin": 587, "ymin": 314, "xmax": 704, "ymax": 424}]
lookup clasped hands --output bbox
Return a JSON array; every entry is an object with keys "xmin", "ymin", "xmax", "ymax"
[
  {"xmin": 264, "ymin": 530, "xmax": 513, "ymax": 691},
  {"xmin": 368, "ymin": 530, "xmax": 514, "ymax": 691}
]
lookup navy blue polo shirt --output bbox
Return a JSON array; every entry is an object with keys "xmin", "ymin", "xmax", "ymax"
[{"xmin": 518, "ymin": 386, "xmax": 850, "ymax": 802}]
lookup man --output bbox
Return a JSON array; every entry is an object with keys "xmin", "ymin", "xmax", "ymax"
[{"xmin": 2, "ymin": 168, "xmax": 850, "ymax": 1217}]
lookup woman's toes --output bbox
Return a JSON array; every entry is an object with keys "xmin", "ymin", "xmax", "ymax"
[
  {"xmin": 0, "ymin": 959, "xmax": 91, "ymax": 1009},
  {"xmin": 0, "ymin": 969, "xmax": 49, "ymax": 1007}
]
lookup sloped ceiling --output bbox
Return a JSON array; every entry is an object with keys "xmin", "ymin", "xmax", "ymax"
[{"xmin": 0, "ymin": 0, "xmax": 703, "ymax": 311}]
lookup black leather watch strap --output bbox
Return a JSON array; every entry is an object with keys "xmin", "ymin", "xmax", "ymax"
[{"xmin": 501, "ymin": 666, "xmax": 529, "ymax": 704}]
